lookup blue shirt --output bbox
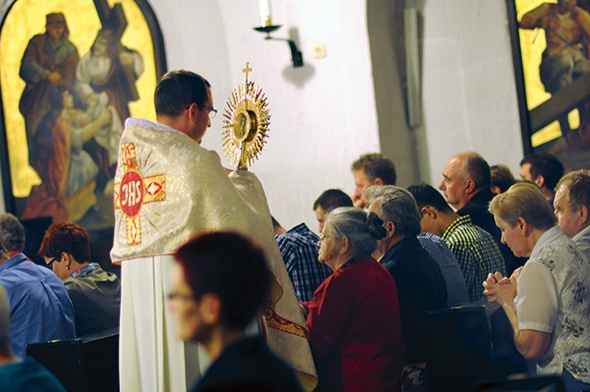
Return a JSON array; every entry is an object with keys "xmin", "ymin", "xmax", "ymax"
[
  {"xmin": 417, "ymin": 232, "xmax": 470, "ymax": 307},
  {"xmin": 275, "ymin": 223, "xmax": 332, "ymax": 302},
  {"xmin": 0, "ymin": 253, "xmax": 76, "ymax": 357}
]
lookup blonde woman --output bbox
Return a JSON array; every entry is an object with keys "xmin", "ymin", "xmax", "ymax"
[{"xmin": 484, "ymin": 182, "xmax": 590, "ymax": 391}]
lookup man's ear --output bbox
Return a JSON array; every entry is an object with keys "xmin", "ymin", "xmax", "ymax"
[
  {"xmin": 186, "ymin": 103, "xmax": 198, "ymax": 122},
  {"xmin": 534, "ymin": 175, "xmax": 545, "ymax": 189},
  {"xmin": 464, "ymin": 179, "xmax": 476, "ymax": 194},
  {"xmin": 421, "ymin": 206, "xmax": 437, "ymax": 220},
  {"xmin": 200, "ymin": 293, "xmax": 221, "ymax": 325},
  {"xmin": 578, "ymin": 205, "xmax": 589, "ymax": 226},
  {"xmin": 385, "ymin": 220, "xmax": 397, "ymax": 238},
  {"xmin": 373, "ymin": 177, "xmax": 385, "ymax": 186}
]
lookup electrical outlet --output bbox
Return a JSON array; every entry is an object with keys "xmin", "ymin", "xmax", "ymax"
[{"xmin": 313, "ymin": 44, "xmax": 327, "ymax": 59}]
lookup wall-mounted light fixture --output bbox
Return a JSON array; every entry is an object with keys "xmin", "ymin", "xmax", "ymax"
[{"xmin": 253, "ymin": 0, "xmax": 303, "ymax": 68}]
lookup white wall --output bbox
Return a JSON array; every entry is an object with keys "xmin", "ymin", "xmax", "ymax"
[
  {"xmin": 1, "ymin": 0, "xmax": 525, "ymax": 233},
  {"xmin": 418, "ymin": 0, "xmax": 523, "ymax": 186}
]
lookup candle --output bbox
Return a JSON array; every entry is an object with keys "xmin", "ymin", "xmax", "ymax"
[{"xmin": 258, "ymin": 0, "xmax": 272, "ymax": 27}]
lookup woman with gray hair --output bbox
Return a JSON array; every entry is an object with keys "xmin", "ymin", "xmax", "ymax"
[
  {"xmin": 484, "ymin": 182, "xmax": 590, "ymax": 391},
  {"xmin": 0, "ymin": 214, "xmax": 26, "ymax": 257},
  {"xmin": 301, "ymin": 207, "xmax": 405, "ymax": 392}
]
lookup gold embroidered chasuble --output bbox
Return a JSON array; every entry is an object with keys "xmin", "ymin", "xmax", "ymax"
[{"xmin": 111, "ymin": 118, "xmax": 317, "ymax": 391}]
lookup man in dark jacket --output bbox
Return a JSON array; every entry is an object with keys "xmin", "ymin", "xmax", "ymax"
[{"xmin": 366, "ymin": 185, "xmax": 447, "ymax": 387}]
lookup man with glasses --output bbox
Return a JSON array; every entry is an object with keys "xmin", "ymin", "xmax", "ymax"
[
  {"xmin": 0, "ymin": 214, "xmax": 75, "ymax": 358},
  {"xmin": 112, "ymin": 70, "xmax": 316, "ymax": 392}
]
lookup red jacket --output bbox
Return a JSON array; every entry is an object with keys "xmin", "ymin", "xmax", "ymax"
[{"xmin": 304, "ymin": 257, "xmax": 405, "ymax": 392}]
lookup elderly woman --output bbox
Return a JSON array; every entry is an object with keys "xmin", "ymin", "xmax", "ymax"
[
  {"xmin": 301, "ymin": 207, "xmax": 405, "ymax": 392},
  {"xmin": 39, "ymin": 221, "xmax": 121, "ymax": 337},
  {"xmin": 484, "ymin": 182, "xmax": 590, "ymax": 391}
]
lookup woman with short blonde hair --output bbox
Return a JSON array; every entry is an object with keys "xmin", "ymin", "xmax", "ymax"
[{"xmin": 485, "ymin": 182, "xmax": 590, "ymax": 391}]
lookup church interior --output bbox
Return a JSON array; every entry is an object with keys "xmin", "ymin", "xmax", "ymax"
[{"xmin": 1, "ymin": 0, "xmax": 589, "ymax": 391}]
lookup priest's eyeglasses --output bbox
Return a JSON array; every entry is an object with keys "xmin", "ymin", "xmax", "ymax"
[{"xmin": 201, "ymin": 105, "xmax": 218, "ymax": 119}]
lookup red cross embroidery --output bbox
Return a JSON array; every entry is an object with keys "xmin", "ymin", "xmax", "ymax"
[{"xmin": 114, "ymin": 143, "xmax": 166, "ymax": 246}]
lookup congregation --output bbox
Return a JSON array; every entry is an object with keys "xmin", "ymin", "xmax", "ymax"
[{"xmin": 1, "ymin": 67, "xmax": 590, "ymax": 392}]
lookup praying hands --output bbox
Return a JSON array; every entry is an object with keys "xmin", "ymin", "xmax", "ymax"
[{"xmin": 482, "ymin": 267, "xmax": 523, "ymax": 305}]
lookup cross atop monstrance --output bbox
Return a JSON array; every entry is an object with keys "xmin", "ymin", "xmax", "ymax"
[
  {"xmin": 222, "ymin": 62, "xmax": 271, "ymax": 170},
  {"xmin": 242, "ymin": 62, "xmax": 253, "ymax": 83}
]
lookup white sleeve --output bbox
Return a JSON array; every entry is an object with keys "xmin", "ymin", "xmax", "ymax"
[{"xmin": 515, "ymin": 261, "xmax": 557, "ymax": 333}]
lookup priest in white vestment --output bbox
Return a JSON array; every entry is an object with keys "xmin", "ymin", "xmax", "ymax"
[{"xmin": 111, "ymin": 70, "xmax": 317, "ymax": 392}]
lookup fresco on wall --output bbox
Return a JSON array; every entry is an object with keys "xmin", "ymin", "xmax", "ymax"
[
  {"xmin": 507, "ymin": 0, "xmax": 590, "ymax": 170},
  {"xmin": 0, "ymin": 0, "xmax": 166, "ymax": 233}
]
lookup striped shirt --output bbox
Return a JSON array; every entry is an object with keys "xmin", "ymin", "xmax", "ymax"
[
  {"xmin": 442, "ymin": 215, "xmax": 505, "ymax": 301},
  {"xmin": 275, "ymin": 223, "xmax": 332, "ymax": 302},
  {"xmin": 417, "ymin": 232, "xmax": 470, "ymax": 307}
]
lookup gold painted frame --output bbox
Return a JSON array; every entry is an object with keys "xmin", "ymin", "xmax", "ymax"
[
  {"xmin": 507, "ymin": 0, "xmax": 590, "ymax": 170},
  {"xmin": 0, "ymin": 0, "xmax": 166, "ymax": 236}
]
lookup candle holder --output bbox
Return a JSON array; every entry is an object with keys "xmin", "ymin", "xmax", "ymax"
[
  {"xmin": 253, "ymin": 25, "xmax": 282, "ymax": 35},
  {"xmin": 253, "ymin": 25, "xmax": 303, "ymax": 68}
]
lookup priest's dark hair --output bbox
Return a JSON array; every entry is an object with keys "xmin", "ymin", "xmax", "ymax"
[
  {"xmin": 174, "ymin": 231, "xmax": 271, "ymax": 331},
  {"xmin": 154, "ymin": 70, "xmax": 211, "ymax": 118}
]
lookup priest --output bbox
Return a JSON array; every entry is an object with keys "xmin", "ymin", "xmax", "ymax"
[{"xmin": 111, "ymin": 70, "xmax": 316, "ymax": 392}]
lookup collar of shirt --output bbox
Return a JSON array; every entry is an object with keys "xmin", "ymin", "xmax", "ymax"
[
  {"xmin": 442, "ymin": 214, "xmax": 472, "ymax": 241},
  {"xmin": 70, "ymin": 262, "xmax": 100, "ymax": 279},
  {"xmin": 573, "ymin": 224, "xmax": 590, "ymax": 245},
  {"xmin": 288, "ymin": 222, "xmax": 314, "ymax": 236},
  {"xmin": 341, "ymin": 256, "xmax": 360, "ymax": 270},
  {"xmin": 0, "ymin": 252, "xmax": 29, "ymax": 273},
  {"xmin": 529, "ymin": 225, "xmax": 562, "ymax": 261}
]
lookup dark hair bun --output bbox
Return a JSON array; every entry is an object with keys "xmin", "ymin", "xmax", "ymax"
[{"xmin": 366, "ymin": 212, "xmax": 387, "ymax": 240}]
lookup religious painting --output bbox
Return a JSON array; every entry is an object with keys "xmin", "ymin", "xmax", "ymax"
[
  {"xmin": 506, "ymin": 0, "xmax": 590, "ymax": 171},
  {"xmin": 0, "ymin": 0, "xmax": 166, "ymax": 235}
]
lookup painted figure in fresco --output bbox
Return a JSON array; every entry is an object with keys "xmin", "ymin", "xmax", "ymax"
[
  {"xmin": 520, "ymin": 0, "xmax": 590, "ymax": 141},
  {"xmin": 73, "ymin": 28, "xmax": 144, "ymax": 122},
  {"xmin": 22, "ymin": 88, "xmax": 111, "ymax": 223},
  {"xmin": 73, "ymin": 29, "xmax": 143, "ymax": 192},
  {"xmin": 19, "ymin": 12, "xmax": 79, "ymax": 165}
]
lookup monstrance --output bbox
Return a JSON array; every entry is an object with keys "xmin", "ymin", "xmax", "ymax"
[{"xmin": 222, "ymin": 62, "xmax": 271, "ymax": 170}]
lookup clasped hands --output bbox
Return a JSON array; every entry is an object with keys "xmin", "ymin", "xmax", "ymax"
[{"xmin": 482, "ymin": 267, "xmax": 523, "ymax": 306}]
